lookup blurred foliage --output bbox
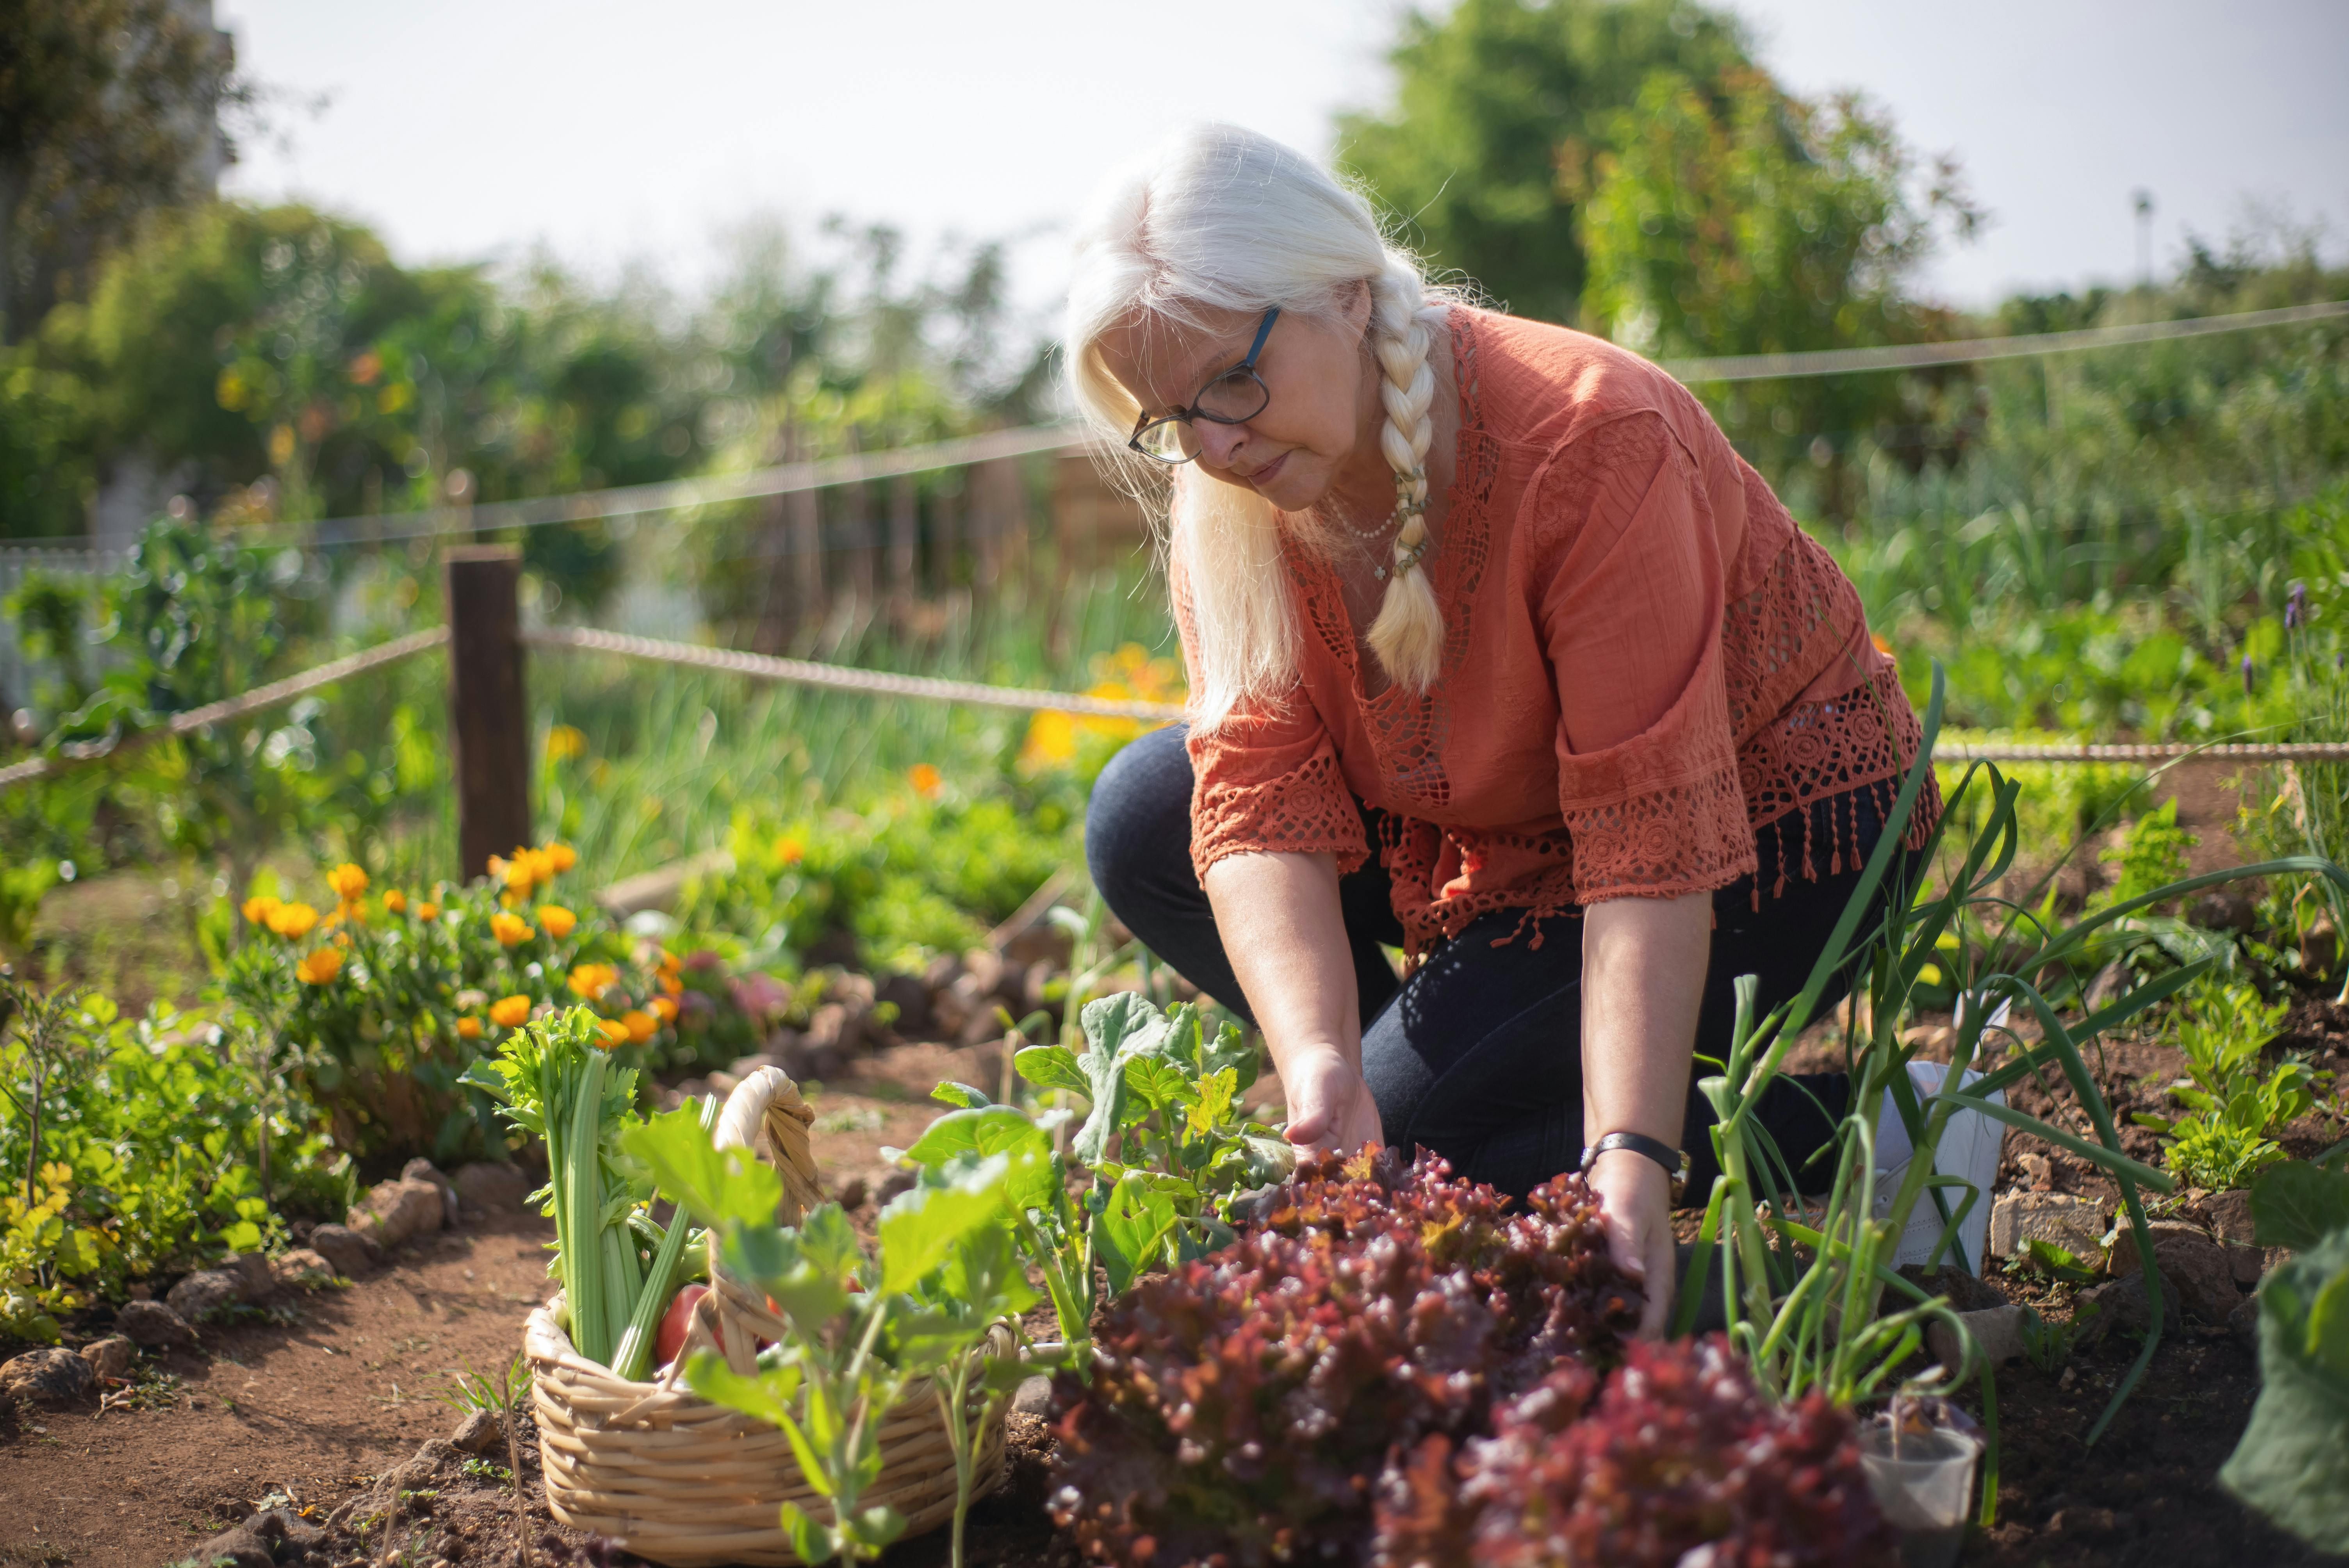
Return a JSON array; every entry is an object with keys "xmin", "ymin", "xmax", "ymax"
[{"xmin": 1337, "ymin": 0, "xmax": 1755, "ymax": 326}]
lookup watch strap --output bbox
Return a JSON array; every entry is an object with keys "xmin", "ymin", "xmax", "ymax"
[{"xmin": 1580, "ymin": 1131, "xmax": 1690, "ymax": 1203}]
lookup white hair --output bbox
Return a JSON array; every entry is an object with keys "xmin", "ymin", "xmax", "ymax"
[{"xmin": 1064, "ymin": 123, "xmax": 1452, "ymax": 725}]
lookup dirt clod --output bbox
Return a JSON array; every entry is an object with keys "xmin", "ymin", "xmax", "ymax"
[{"xmin": 451, "ymin": 1407, "xmax": 504, "ymax": 1454}]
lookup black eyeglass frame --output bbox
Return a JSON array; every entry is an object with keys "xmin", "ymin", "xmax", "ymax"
[{"xmin": 1126, "ymin": 306, "xmax": 1280, "ymax": 465}]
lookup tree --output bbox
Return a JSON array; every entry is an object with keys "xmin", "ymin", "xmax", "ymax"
[
  {"xmin": 1577, "ymin": 69, "xmax": 1980, "ymax": 515},
  {"xmin": 1335, "ymin": 0, "xmax": 1754, "ymax": 325},
  {"xmin": 0, "ymin": 0, "xmax": 245, "ymax": 343}
]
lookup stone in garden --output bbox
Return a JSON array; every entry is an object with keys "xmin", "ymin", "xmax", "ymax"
[
  {"xmin": 451, "ymin": 1406, "xmax": 505, "ymax": 1453},
  {"xmin": 166, "ymin": 1268, "xmax": 244, "ymax": 1322},
  {"xmin": 357, "ymin": 1176, "xmax": 447, "ymax": 1248},
  {"xmin": 114, "ymin": 1299, "xmax": 194, "ymax": 1348},
  {"xmin": 403, "ymin": 1158, "xmax": 463, "ymax": 1229},
  {"xmin": 1011, "ymin": 1374, "xmax": 1053, "ymax": 1417},
  {"xmin": 305, "ymin": 1222, "xmax": 380, "ymax": 1278},
  {"xmin": 2228, "ymin": 1295, "xmax": 2261, "ymax": 1340},
  {"xmin": 1925, "ymin": 1304, "xmax": 2028, "ymax": 1369},
  {"xmin": 877, "ymin": 971, "xmax": 931, "ymax": 1035},
  {"xmin": 1002, "ymin": 916, "xmax": 1075, "ymax": 970},
  {"xmin": 80, "ymin": 1335, "xmax": 136, "ymax": 1382},
  {"xmin": 962, "ymin": 947, "xmax": 1007, "ymax": 1000},
  {"xmin": 800, "ymin": 1003, "xmax": 861, "ymax": 1075},
  {"xmin": 2203, "ymin": 1189, "xmax": 2268, "ymax": 1283},
  {"xmin": 2106, "ymin": 1221, "xmax": 2242, "ymax": 1323},
  {"xmin": 181, "ymin": 1507, "xmax": 323, "ymax": 1568},
  {"xmin": 2188, "ymin": 889, "xmax": 2256, "ymax": 934},
  {"xmin": 1987, "ymin": 1191, "xmax": 2105, "ymax": 1260},
  {"xmin": 225, "ymin": 1249, "xmax": 277, "ymax": 1302},
  {"xmin": 453, "ymin": 1161, "xmax": 531, "ymax": 1212},
  {"xmin": 2048, "ymin": 1506, "xmax": 2118, "ymax": 1537},
  {"xmin": 2076, "ymin": 1270, "xmax": 2182, "ymax": 1343},
  {"xmin": 1, "ymin": 1347, "xmax": 94, "ymax": 1405},
  {"xmin": 271, "ymin": 1248, "xmax": 339, "ymax": 1288}
]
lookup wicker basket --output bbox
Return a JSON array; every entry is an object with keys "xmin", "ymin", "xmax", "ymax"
[{"xmin": 524, "ymin": 1067, "xmax": 1011, "ymax": 1566}]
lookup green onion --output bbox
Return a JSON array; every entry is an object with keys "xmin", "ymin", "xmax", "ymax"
[{"xmin": 612, "ymin": 1093, "xmax": 720, "ymax": 1382}]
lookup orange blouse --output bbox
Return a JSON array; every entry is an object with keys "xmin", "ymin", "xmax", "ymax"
[{"xmin": 1180, "ymin": 308, "xmax": 1939, "ymax": 957}]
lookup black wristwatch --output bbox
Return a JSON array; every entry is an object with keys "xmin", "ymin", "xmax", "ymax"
[{"xmin": 1580, "ymin": 1131, "xmax": 1690, "ymax": 1205}]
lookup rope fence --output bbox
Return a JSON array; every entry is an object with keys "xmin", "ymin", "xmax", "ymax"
[{"xmin": 9, "ymin": 614, "xmax": 2349, "ymax": 802}]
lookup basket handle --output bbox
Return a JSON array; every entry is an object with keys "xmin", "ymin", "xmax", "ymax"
[{"xmin": 713, "ymin": 1065, "xmax": 826, "ymax": 1225}]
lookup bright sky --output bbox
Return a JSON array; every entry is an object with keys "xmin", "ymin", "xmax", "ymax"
[{"xmin": 216, "ymin": 0, "xmax": 2349, "ymax": 316}]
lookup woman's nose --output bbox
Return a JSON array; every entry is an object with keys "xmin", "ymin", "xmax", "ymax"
[{"xmin": 1194, "ymin": 421, "xmax": 1249, "ymax": 470}]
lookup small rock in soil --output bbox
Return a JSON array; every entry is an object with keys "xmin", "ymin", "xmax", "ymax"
[
  {"xmin": 2078, "ymin": 1270, "xmax": 2183, "ymax": 1343},
  {"xmin": 876, "ymin": 1169, "xmax": 917, "ymax": 1206},
  {"xmin": 181, "ymin": 1506, "xmax": 324, "ymax": 1568},
  {"xmin": 272, "ymin": 1247, "xmax": 340, "ymax": 1288},
  {"xmin": 79, "ymin": 1335, "xmax": 135, "ymax": 1381},
  {"xmin": 1989, "ymin": 1191, "xmax": 2105, "ymax": 1260},
  {"xmin": 2107, "ymin": 1222, "xmax": 2242, "ymax": 1323},
  {"xmin": 305, "ymin": 1222, "xmax": 379, "ymax": 1277},
  {"xmin": 1901, "ymin": 1264, "xmax": 2007, "ymax": 1314},
  {"xmin": 225, "ymin": 1249, "xmax": 278, "ymax": 1302},
  {"xmin": 401, "ymin": 1158, "xmax": 463, "ymax": 1230},
  {"xmin": 801, "ymin": 1001, "xmax": 861, "ymax": 1074},
  {"xmin": 453, "ymin": 1160, "xmax": 531, "ymax": 1211},
  {"xmin": 2048, "ymin": 1505, "xmax": 2119, "ymax": 1536},
  {"xmin": 2228, "ymin": 1295, "xmax": 2261, "ymax": 1340},
  {"xmin": 1927, "ymin": 1304, "xmax": 2028, "ymax": 1368},
  {"xmin": 834, "ymin": 1176, "xmax": 870, "ymax": 1212},
  {"xmin": 1011, "ymin": 1374, "xmax": 1053, "ymax": 1417},
  {"xmin": 357, "ymin": 1176, "xmax": 446, "ymax": 1248},
  {"xmin": 166, "ymin": 1267, "xmax": 244, "ymax": 1322},
  {"xmin": 877, "ymin": 971, "xmax": 931, "ymax": 1035},
  {"xmin": 2, "ymin": 1347, "xmax": 94, "ymax": 1404},
  {"xmin": 452, "ymin": 1406, "xmax": 505, "ymax": 1453},
  {"xmin": 2203, "ymin": 1188, "xmax": 2256, "ymax": 1245},
  {"xmin": 114, "ymin": 1297, "xmax": 194, "ymax": 1347}
]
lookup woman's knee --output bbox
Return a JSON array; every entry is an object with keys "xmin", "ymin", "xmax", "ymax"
[{"xmin": 1084, "ymin": 724, "xmax": 1196, "ymax": 910}]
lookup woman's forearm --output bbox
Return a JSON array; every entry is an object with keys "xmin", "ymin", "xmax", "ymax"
[
  {"xmin": 1202, "ymin": 849, "xmax": 1380, "ymax": 1149},
  {"xmin": 1579, "ymin": 891, "xmax": 1713, "ymax": 1152}
]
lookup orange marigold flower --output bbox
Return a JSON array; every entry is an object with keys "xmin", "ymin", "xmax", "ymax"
[
  {"xmin": 383, "ymin": 889, "xmax": 407, "ymax": 914},
  {"xmin": 567, "ymin": 962, "xmax": 618, "ymax": 999},
  {"xmin": 595, "ymin": 1018, "xmax": 631, "ymax": 1048},
  {"xmin": 622, "ymin": 1009, "xmax": 658, "ymax": 1044},
  {"xmin": 660, "ymin": 972, "xmax": 683, "ymax": 998},
  {"xmin": 242, "ymin": 893, "xmax": 282, "ymax": 926},
  {"xmin": 650, "ymin": 995, "xmax": 679, "ymax": 1023},
  {"xmin": 266, "ymin": 902, "xmax": 319, "ymax": 939},
  {"xmin": 490, "ymin": 911, "xmax": 534, "ymax": 946},
  {"xmin": 326, "ymin": 862, "xmax": 369, "ymax": 902},
  {"xmin": 489, "ymin": 994, "xmax": 533, "ymax": 1028},
  {"xmin": 456, "ymin": 1016, "xmax": 483, "ymax": 1039},
  {"xmin": 296, "ymin": 947, "xmax": 343, "ymax": 984},
  {"xmin": 1870, "ymin": 631, "xmax": 1893, "ymax": 656},
  {"xmin": 907, "ymin": 763, "xmax": 942, "ymax": 798},
  {"xmin": 773, "ymin": 836, "xmax": 805, "ymax": 866},
  {"xmin": 536, "ymin": 904, "xmax": 577, "ymax": 940},
  {"xmin": 415, "ymin": 900, "xmax": 440, "ymax": 922},
  {"xmin": 543, "ymin": 841, "xmax": 577, "ymax": 873}
]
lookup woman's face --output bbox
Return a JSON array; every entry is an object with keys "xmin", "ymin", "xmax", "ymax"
[{"xmin": 1096, "ymin": 284, "xmax": 1374, "ymax": 513}]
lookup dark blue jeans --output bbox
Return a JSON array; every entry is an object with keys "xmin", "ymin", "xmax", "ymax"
[{"xmin": 1085, "ymin": 723, "xmax": 1921, "ymax": 1203}]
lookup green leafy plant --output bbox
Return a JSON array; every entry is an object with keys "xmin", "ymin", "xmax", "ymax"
[
  {"xmin": 2133, "ymin": 978, "xmax": 2312, "ymax": 1190},
  {"xmin": 626, "ymin": 1105, "xmax": 1028, "ymax": 1566},
  {"xmin": 2221, "ymin": 1222, "xmax": 2349, "ymax": 1552},
  {"xmin": 2016, "ymin": 1301, "xmax": 2094, "ymax": 1375}
]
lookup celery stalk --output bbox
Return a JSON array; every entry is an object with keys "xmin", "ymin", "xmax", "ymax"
[
  {"xmin": 612, "ymin": 1094, "xmax": 719, "ymax": 1382},
  {"xmin": 566, "ymin": 1046, "xmax": 610, "ymax": 1362}
]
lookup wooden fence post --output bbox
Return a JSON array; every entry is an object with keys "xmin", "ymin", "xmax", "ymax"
[{"xmin": 444, "ymin": 546, "xmax": 531, "ymax": 881}]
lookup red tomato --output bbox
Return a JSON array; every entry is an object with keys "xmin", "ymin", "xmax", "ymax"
[{"xmin": 656, "ymin": 1283, "xmax": 713, "ymax": 1366}]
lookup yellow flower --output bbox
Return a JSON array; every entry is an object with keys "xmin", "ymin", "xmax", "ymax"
[
  {"xmin": 543, "ymin": 841, "xmax": 577, "ymax": 873},
  {"xmin": 567, "ymin": 962, "xmax": 619, "ymax": 999},
  {"xmin": 595, "ymin": 1018, "xmax": 631, "ymax": 1048},
  {"xmin": 536, "ymin": 905, "xmax": 577, "ymax": 940},
  {"xmin": 267, "ymin": 902, "xmax": 319, "ymax": 939},
  {"xmin": 296, "ymin": 947, "xmax": 343, "ymax": 984},
  {"xmin": 489, "ymin": 994, "xmax": 533, "ymax": 1028},
  {"xmin": 772, "ymin": 835, "xmax": 805, "ymax": 867},
  {"xmin": 490, "ymin": 911, "xmax": 535, "ymax": 946},
  {"xmin": 456, "ymin": 1016, "xmax": 483, "ymax": 1039},
  {"xmin": 907, "ymin": 763, "xmax": 942, "ymax": 798},
  {"xmin": 650, "ymin": 995, "xmax": 679, "ymax": 1023},
  {"xmin": 415, "ymin": 901, "xmax": 440, "ymax": 921},
  {"xmin": 622, "ymin": 1009, "xmax": 658, "ymax": 1044},
  {"xmin": 545, "ymin": 724, "xmax": 588, "ymax": 763},
  {"xmin": 242, "ymin": 893, "xmax": 282, "ymax": 926},
  {"xmin": 326, "ymin": 862, "xmax": 369, "ymax": 902},
  {"xmin": 383, "ymin": 889, "xmax": 407, "ymax": 914},
  {"xmin": 1020, "ymin": 709, "xmax": 1079, "ymax": 770}
]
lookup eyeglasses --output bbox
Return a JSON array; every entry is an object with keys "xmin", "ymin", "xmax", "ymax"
[{"xmin": 1127, "ymin": 307, "xmax": 1279, "ymax": 465}]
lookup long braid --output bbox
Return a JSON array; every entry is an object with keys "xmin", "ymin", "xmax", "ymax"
[{"xmin": 1363, "ymin": 260, "xmax": 1445, "ymax": 691}]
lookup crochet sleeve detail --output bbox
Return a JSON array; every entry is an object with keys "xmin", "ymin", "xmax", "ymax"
[{"xmin": 1536, "ymin": 413, "xmax": 1757, "ymax": 902}]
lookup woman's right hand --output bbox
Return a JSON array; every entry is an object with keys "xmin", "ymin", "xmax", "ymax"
[{"xmin": 1280, "ymin": 1043, "xmax": 1385, "ymax": 1155}]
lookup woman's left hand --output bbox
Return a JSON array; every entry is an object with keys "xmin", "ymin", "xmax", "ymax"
[{"xmin": 1584, "ymin": 1147, "xmax": 1677, "ymax": 1339}]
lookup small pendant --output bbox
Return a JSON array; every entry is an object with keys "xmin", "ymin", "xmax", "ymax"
[{"xmin": 1373, "ymin": 565, "xmax": 1389, "ymax": 581}]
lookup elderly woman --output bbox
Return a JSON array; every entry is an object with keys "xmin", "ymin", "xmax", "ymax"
[{"xmin": 1069, "ymin": 125, "xmax": 1975, "ymax": 1333}]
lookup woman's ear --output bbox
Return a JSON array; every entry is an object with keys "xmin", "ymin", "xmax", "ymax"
[{"xmin": 1340, "ymin": 278, "xmax": 1374, "ymax": 334}]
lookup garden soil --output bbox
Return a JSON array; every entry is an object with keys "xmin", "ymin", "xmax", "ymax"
[{"xmin": 6, "ymin": 1017, "xmax": 2343, "ymax": 1567}]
